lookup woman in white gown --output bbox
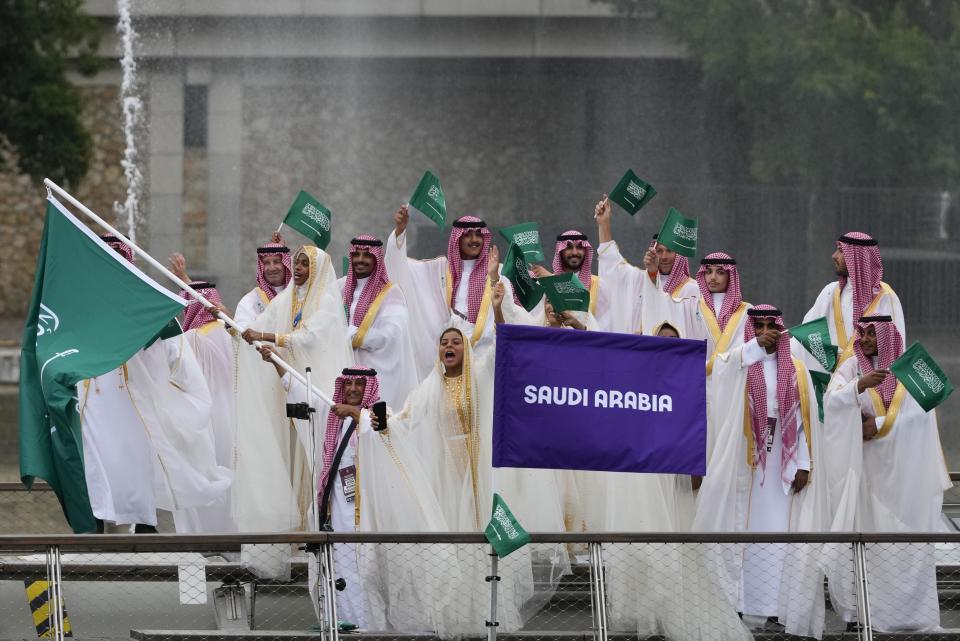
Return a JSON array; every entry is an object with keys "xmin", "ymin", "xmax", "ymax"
[{"xmin": 234, "ymin": 245, "xmax": 353, "ymax": 576}]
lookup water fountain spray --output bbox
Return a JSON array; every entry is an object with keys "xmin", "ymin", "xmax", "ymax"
[{"xmin": 115, "ymin": 0, "xmax": 144, "ymax": 243}]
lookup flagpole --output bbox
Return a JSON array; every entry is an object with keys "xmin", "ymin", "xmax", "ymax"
[{"xmin": 43, "ymin": 178, "xmax": 334, "ymax": 406}]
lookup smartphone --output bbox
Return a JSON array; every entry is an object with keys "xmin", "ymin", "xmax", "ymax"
[{"xmin": 372, "ymin": 401, "xmax": 387, "ymax": 431}]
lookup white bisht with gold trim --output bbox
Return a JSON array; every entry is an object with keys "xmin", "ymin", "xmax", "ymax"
[
  {"xmin": 694, "ymin": 338, "xmax": 831, "ymax": 639},
  {"xmin": 384, "ymin": 229, "xmax": 514, "ymax": 380},
  {"xmin": 803, "ymin": 281, "xmax": 905, "ymax": 359},
  {"xmin": 337, "ymin": 276, "xmax": 418, "ymax": 409},
  {"xmin": 822, "ymin": 356, "xmax": 949, "ymax": 632}
]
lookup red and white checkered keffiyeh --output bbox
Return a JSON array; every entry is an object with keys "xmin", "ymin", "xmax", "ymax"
[
  {"xmin": 256, "ymin": 242, "xmax": 292, "ymax": 300},
  {"xmin": 854, "ymin": 315, "xmax": 903, "ymax": 409},
  {"xmin": 838, "ymin": 232, "xmax": 883, "ymax": 321},
  {"xmin": 447, "ymin": 216, "xmax": 492, "ymax": 323},
  {"xmin": 745, "ymin": 304, "xmax": 801, "ymax": 487},
  {"xmin": 318, "ymin": 366, "xmax": 380, "ymax": 500},
  {"xmin": 650, "ymin": 235, "xmax": 691, "ymax": 295},
  {"xmin": 553, "ymin": 230, "xmax": 593, "ymax": 289},
  {"xmin": 101, "ymin": 235, "xmax": 134, "ymax": 263},
  {"xmin": 696, "ymin": 252, "xmax": 742, "ymax": 330},
  {"xmin": 343, "ymin": 235, "xmax": 389, "ymax": 327},
  {"xmin": 180, "ymin": 281, "xmax": 223, "ymax": 331}
]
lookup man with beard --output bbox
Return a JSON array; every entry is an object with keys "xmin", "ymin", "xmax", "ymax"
[
  {"xmin": 235, "ymin": 233, "xmax": 292, "ymax": 328},
  {"xmin": 527, "ymin": 230, "xmax": 610, "ymax": 330},
  {"xmin": 337, "ymin": 235, "xmax": 417, "ymax": 408},
  {"xmin": 594, "ymin": 195, "xmax": 697, "ymax": 333},
  {"xmin": 803, "ymin": 232, "xmax": 905, "ymax": 352},
  {"xmin": 385, "ymin": 205, "xmax": 513, "ymax": 378},
  {"xmin": 822, "ymin": 315, "xmax": 949, "ymax": 633},
  {"xmin": 695, "ymin": 305, "xmax": 830, "ymax": 637}
]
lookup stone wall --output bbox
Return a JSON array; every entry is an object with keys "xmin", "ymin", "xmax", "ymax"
[
  {"xmin": 182, "ymin": 147, "xmax": 208, "ymax": 268},
  {"xmin": 0, "ymin": 85, "xmax": 127, "ymax": 326},
  {"xmin": 237, "ymin": 58, "xmax": 739, "ymax": 290}
]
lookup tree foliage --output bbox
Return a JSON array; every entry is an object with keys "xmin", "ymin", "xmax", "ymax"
[
  {"xmin": 0, "ymin": 0, "xmax": 102, "ymax": 186},
  {"xmin": 596, "ymin": 0, "xmax": 960, "ymax": 189}
]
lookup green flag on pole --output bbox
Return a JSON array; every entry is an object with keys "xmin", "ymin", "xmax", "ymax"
[
  {"xmin": 656, "ymin": 207, "xmax": 698, "ymax": 257},
  {"xmin": 890, "ymin": 342, "xmax": 954, "ymax": 412},
  {"xmin": 484, "ymin": 493, "xmax": 530, "ymax": 558},
  {"xmin": 501, "ymin": 242, "xmax": 545, "ymax": 312},
  {"xmin": 19, "ymin": 198, "xmax": 186, "ymax": 533},
  {"xmin": 498, "ymin": 222, "xmax": 545, "ymax": 263},
  {"xmin": 283, "ymin": 190, "xmax": 332, "ymax": 249},
  {"xmin": 539, "ymin": 272, "xmax": 590, "ymax": 313},
  {"xmin": 608, "ymin": 169, "xmax": 657, "ymax": 215},
  {"xmin": 788, "ymin": 317, "xmax": 839, "ymax": 372},
  {"xmin": 408, "ymin": 171, "xmax": 446, "ymax": 229}
]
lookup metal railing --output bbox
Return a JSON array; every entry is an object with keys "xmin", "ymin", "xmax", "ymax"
[{"xmin": 3, "ymin": 532, "xmax": 960, "ymax": 641}]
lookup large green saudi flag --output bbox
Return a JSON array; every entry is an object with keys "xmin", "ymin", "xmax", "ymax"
[{"xmin": 19, "ymin": 198, "xmax": 186, "ymax": 533}]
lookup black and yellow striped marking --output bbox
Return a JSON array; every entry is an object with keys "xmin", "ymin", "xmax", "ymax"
[{"xmin": 24, "ymin": 579, "xmax": 72, "ymax": 638}]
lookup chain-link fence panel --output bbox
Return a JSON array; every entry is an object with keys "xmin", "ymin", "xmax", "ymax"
[
  {"xmin": 602, "ymin": 541, "xmax": 857, "ymax": 640},
  {"xmin": 0, "ymin": 486, "xmax": 72, "ymax": 535},
  {"xmin": 861, "ymin": 541, "xmax": 949, "ymax": 640}
]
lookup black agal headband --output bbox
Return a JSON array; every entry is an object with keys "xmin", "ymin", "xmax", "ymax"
[
  {"xmin": 858, "ymin": 315, "xmax": 892, "ymax": 323},
  {"xmin": 350, "ymin": 238, "xmax": 383, "ymax": 247},
  {"xmin": 557, "ymin": 232, "xmax": 588, "ymax": 242},
  {"xmin": 190, "ymin": 281, "xmax": 216, "ymax": 290},
  {"xmin": 838, "ymin": 234, "xmax": 878, "ymax": 246},
  {"xmin": 747, "ymin": 307, "xmax": 782, "ymax": 317},
  {"xmin": 700, "ymin": 257, "xmax": 736, "ymax": 265},
  {"xmin": 257, "ymin": 246, "xmax": 290, "ymax": 254},
  {"xmin": 342, "ymin": 367, "xmax": 377, "ymax": 377},
  {"xmin": 452, "ymin": 219, "xmax": 487, "ymax": 229}
]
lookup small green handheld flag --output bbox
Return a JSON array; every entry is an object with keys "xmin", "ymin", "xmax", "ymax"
[
  {"xmin": 656, "ymin": 207, "xmax": 698, "ymax": 257},
  {"xmin": 501, "ymin": 242, "xmax": 545, "ymax": 312},
  {"xmin": 342, "ymin": 255, "xmax": 350, "ymax": 277},
  {"xmin": 788, "ymin": 317, "xmax": 839, "ymax": 372},
  {"xmin": 809, "ymin": 370, "xmax": 831, "ymax": 423},
  {"xmin": 498, "ymin": 222, "xmax": 545, "ymax": 263},
  {"xmin": 408, "ymin": 171, "xmax": 446, "ymax": 229},
  {"xmin": 890, "ymin": 342, "xmax": 954, "ymax": 412},
  {"xmin": 539, "ymin": 272, "xmax": 590, "ymax": 313},
  {"xmin": 283, "ymin": 190, "xmax": 332, "ymax": 250},
  {"xmin": 608, "ymin": 170, "xmax": 657, "ymax": 215},
  {"xmin": 484, "ymin": 493, "xmax": 530, "ymax": 558}
]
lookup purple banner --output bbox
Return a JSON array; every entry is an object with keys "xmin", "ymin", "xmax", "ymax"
[{"xmin": 493, "ymin": 324, "xmax": 707, "ymax": 475}]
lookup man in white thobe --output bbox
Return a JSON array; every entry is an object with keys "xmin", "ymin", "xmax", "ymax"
[
  {"xmin": 385, "ymin": 206, "xmax": 513, "ymax": 379},
  {"xmin": 822, "ymin": 315, "xmax": 949, "ymax": 633},
  {"xmin": 695, "ymin": 305, "xmax": 831, "ymax": 637},
  {"xmin": 79, "ymin": 237, "xmax": 231, "ymax": 533},
  {"xmin": 337, "ymin": 235, "xmax": 417, "ymax": 409},
  {"xmin": 167, "ymin": 252, "xmax": 239, "ymax": 532},
  {"xmin": 803, "ymin": 232, "xmax": 905, "ymax": 355},
  {"xmin": 593, "ymin": 195, "xmax": 698, "ymax": 334},
  {"xmin": 234, "ymin": 235, "xmax": 292, "ymax": 328}
]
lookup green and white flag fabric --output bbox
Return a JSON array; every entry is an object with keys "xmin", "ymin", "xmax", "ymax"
[
  {"xmin": 539, "ymin": 272, "xmax": 590, "ymax": 313},
  {"xmin": 890, "ymin": 342, "xmax": 954, "ymax": 412},
  {"xmin": 283, "ymin": 190, "xmax": 332, "ymax": 250},
  {"xmin": 408, "ymin": 171, "xmax": 446, "ymax": 228},
  {"xmin": 484, "ymin": 493, "xmax": 530, "ymax": 558},
  {"xmin": 656, "ymin": 207, "xmax": 698, "ymax": 257},
  {"xmin": 19, "ymin": 198, "xmax": 186, "ymax": 533},
  {"xmin": 498, "ymin": 222, "xmax": 545, "ymax": 263},
  {"xmin": 501, "ymin": 242, "xmax": 544, "ymax": 312},
  {"xmin": 789, "ymin": 317, "xmax": 839, "ymax": 372},
  {"xmin": 608, "ymin": 169, "xmax": 656, "ymax": 215}
]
